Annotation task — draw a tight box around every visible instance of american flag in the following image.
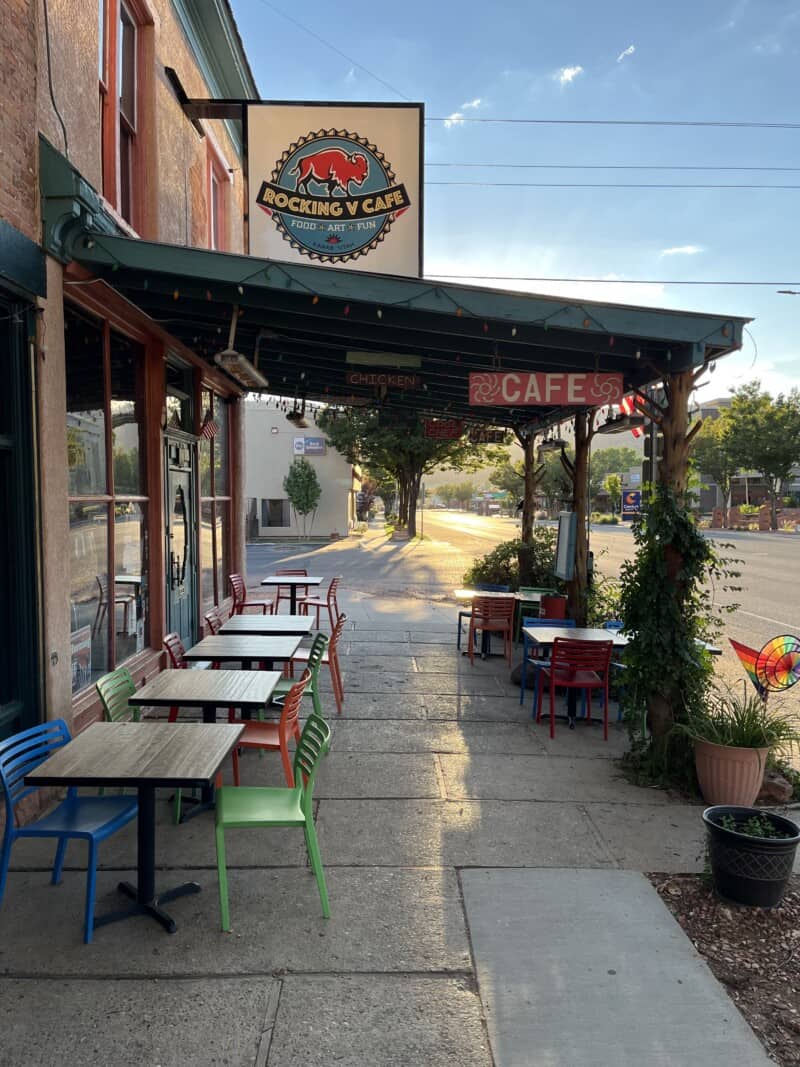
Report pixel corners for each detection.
[200,410,220,440]
[620,395,644,438]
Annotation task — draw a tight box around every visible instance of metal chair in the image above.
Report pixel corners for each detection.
[92,575,135,637]
[456,584,511,651]
[274,569,309,613]
[0,719,138,943]
[298,576,341,631]
[468,596,516,666]
[519,618,576,706]
[535,637,614,740]
[229,573,274,616]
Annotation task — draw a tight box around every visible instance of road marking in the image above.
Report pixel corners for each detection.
[735,609,799,630]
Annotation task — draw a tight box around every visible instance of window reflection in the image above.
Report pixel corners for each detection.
[65,306,106,495]
[110,330,144,494]
[69,501,110,691]
[213,399,228,494]
[200,500,214,604]
[114,502,147,663]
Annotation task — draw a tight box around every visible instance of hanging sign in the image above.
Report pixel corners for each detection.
[469,372,624,407]
[424,418,464,440]
[468,427,506,444]
[345,371,420,389]
[247,103,423,276]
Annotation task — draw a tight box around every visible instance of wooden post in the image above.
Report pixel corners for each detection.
[565,411,593,625]
[658,369,699,497]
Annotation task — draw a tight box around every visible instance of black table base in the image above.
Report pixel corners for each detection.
[94,879,201,934]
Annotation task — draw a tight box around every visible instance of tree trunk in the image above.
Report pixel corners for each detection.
[566,412,591,626]
[769,483,779,531]
[521,433,536,542]
[658,370,693,498]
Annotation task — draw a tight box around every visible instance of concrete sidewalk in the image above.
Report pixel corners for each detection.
[0,588,771,1066]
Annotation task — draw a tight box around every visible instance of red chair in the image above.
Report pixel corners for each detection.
[162,632,188,723]
[229,573,274,616]
[229,671,310,787]
[203,606,225,634]
[290,613,346,715]
[535,637,613,740]
[274,568,309,613]
[467,596,516,666]
[298,576,341,631]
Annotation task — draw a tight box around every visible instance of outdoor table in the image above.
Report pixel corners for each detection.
[181,635,302,671]
[523,626,626,726]
[220,614,313,637]
[25,721,243,935]
[129,669,280,819]
[260,574,323,614]
[455,589,525,657]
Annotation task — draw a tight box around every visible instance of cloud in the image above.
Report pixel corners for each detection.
[555,65,583,86]
[443,112,465,128]
[345,67,356,84]
[660,245,704,257]
[461,98,482,110]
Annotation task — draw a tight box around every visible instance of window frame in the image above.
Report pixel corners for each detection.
[199,390,232,607]
[206,142,231,251]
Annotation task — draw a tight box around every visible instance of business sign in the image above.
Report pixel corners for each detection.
[469,372,624,407]
[294,436,326,456]
[468,427,506,444]
[248,103,423,276]
[424,418,464,440]
[345,371,420,389]
[622,490,642,516]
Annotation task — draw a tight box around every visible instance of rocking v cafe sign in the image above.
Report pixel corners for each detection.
[247,103,424,277]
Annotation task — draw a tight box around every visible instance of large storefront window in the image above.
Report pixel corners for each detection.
[199,389,231,606]
[66,305,148,693]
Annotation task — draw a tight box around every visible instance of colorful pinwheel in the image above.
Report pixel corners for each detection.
[755,635,800,693]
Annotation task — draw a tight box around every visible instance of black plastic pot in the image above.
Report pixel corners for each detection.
[703,805,800,908]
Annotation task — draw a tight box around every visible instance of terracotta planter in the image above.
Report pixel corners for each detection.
[694,740,770,806]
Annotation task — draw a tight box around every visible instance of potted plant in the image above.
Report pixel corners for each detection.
[703,806,800,907]
[675,686,800,806]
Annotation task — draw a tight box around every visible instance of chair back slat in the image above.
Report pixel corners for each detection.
[280,670,311,735]
[0,720,71,811]
[293,713,331,814]
[305,632,329,673]
[204,606,225,634]
[603,620,624,632]
[229,573,246,608]
[551,637,613,674]
[327,576,341,606]
[276,569,309,597]
[328,612,347,652]
[473,595,515,620]
[163,632,187,669]
[96,667,137,723]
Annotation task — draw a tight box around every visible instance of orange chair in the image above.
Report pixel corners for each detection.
[274,568,309,613]
[290,613,346,715]
[467,596,515,666]
[229,671,311,787]
[535,637,613,740]
[229,573,273,616]
[298,576,341,631]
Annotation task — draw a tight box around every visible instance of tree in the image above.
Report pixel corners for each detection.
[316,408,504,537]
[283,457,321,537]
[538,448,573,515]
[489,459,524,497]
[727,381,800,530]
[691,414,739,527]
[436,482,458,507]
[453,481,475,510]
[589,445,640,502]
[603,473,622,513]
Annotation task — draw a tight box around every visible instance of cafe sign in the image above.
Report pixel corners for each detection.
[469,372,624,407]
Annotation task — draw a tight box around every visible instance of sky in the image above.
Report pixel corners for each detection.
[230,0,800,400]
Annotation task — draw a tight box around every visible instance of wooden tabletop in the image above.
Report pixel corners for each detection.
[114,574,142,585]
[523,626,627,648]
[260,575,323,586]
[25,722,244,789]
[220,614,314,636]
[182,636,302,662]
[129,669,281,709]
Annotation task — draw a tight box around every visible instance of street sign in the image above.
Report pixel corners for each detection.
[622,490,642,517]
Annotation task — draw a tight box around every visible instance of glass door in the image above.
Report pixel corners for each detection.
[164,438,196,647]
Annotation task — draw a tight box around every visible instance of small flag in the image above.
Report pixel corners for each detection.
[730,639,767,699]
[620,395,644,437]
[200,410,220,440]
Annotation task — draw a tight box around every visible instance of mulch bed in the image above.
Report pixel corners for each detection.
[651,874,800,1065]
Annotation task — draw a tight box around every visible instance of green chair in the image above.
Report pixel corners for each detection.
[96,667,140,723]
[271,632,328,719]
[515,587,558,642]
[214,713,331,931]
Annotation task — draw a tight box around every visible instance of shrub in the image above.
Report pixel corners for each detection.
[586,573,622,627]
[739,503,760,516]
[462,530,559,591]
[591,512,619,525]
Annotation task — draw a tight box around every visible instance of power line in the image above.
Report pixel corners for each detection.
[426,181,800,189]
[426,162,800,172]
[427,116,800,129]
[427,275,800,287]
[251,0,410,101]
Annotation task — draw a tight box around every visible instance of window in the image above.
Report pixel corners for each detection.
[199,390,231,605]
[261,499,290,528]
[99,0,148,227]
[207,148,229,251]
[66,305,148,693]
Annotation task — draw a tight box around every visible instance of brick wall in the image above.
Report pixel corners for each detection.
[0,0,39,241]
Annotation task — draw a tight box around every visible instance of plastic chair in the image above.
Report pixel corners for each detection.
[274,569,309,613]
[289,614,346,714]
[603,620,625,632]
[298,576,341,631]
[0,719,138,944]
[468,596,516,666]
[214,713,331,931]
[535,637,613,740]
[229,671,310,788]
[519,618,576,706]
[514,586,558,642]
[456,584,511,651]
[271,632,328,719]
[229,573,274,616]
[96,667,139,723]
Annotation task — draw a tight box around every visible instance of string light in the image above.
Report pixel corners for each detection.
[312,295,319,305]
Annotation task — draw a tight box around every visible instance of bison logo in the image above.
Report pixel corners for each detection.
[255,129,411,264]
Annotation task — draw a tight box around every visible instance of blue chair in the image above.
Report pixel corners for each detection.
[0,719,138,944]
[603,620,624,632]
[457,584,511,652]
[519,618,576,707]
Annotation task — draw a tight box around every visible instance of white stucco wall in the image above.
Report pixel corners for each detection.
[244,400,357,539]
